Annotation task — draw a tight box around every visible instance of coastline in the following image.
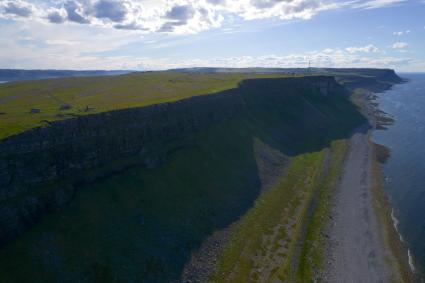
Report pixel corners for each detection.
[180,80,415,282]
[368,90,418,282]
[356,89,415,281]
[181,83,411,282]
[370,138,415,282]
[323,87,415,282]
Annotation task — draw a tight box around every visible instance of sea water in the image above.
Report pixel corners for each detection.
[372,73,425,276]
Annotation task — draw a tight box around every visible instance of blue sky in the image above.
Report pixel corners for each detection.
[0,0,424,71]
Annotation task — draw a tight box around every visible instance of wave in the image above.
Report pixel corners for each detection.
[391,209,416,273]
[408,249,416,273]
[391,209,404,242]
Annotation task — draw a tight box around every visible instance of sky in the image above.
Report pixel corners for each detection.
[0,0,424,72]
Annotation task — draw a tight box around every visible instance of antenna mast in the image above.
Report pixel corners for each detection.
[308,59,312,74]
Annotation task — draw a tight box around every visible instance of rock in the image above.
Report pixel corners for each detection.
[59,104,72,111]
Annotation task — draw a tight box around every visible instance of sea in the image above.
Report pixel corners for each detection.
[372,73,425,277]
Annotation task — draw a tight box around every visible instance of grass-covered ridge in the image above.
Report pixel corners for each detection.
[0,72,294,140]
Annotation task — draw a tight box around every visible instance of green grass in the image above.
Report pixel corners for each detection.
[295,140,348,282]
[0,72,293,140]
[210,140,349,282]
[210,149,327,282]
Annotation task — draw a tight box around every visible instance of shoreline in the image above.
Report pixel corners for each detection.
[370,139,415,282]
[178,84,415,282]
[368,88,419,282]
[359,89,415,281]
[180,86,412,282]
[323,87,415,282]
[390,207,417,274]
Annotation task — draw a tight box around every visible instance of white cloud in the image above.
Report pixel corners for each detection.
[0,30,416,71]
[393,29,411,36]
[353,0,406,9]
[0,0,411,35]
[135,49,415,71]
[1,0,34,17]
[0,1,420,72]
[0,20,143,70]
[346,44,379,53]
[45,39,78,46]
[392,42,408,49]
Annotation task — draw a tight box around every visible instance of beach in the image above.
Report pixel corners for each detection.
[324,91,413,282]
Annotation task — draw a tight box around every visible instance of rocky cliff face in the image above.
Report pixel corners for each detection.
[334,69,404,93]
[0,76,338,247]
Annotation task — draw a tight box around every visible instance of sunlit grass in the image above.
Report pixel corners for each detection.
[0,72,294,140]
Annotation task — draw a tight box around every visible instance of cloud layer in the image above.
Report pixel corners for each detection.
[392,42,408,49]
[0,0,408,34]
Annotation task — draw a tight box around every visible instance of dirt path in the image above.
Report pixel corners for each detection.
[325,123,396,282]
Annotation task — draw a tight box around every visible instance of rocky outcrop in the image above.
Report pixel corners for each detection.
[0,76,339,247]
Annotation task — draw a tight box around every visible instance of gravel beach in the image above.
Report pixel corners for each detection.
[324,93,406,282]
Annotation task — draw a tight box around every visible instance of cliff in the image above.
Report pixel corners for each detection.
[330,69,404,92]
[174,67,403,93]
[0,76,349,247]
[0,75,370,282]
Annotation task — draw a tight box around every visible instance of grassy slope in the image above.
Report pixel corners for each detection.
[295,140,347,282]
[0,72,292,140]
[211,140,348,282]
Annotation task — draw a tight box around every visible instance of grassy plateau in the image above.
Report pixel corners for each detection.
[0,72,294,140]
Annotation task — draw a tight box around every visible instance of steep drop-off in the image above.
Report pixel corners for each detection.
[0,76,365,282]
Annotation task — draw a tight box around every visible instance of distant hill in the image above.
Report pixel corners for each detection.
[0,69,132,83]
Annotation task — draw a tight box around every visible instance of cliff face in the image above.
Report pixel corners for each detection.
[0,89,242,198]
[334,69,404,92]
[0,76,345,247]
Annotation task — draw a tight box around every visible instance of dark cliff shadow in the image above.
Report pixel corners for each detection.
[0,77,367,282]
